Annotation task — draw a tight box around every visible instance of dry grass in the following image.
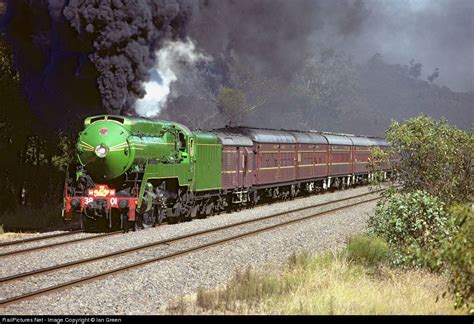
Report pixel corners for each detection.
[0,224,36,241]
[256,257,458,315]
[0,232,26,241]
[166,237,465,315]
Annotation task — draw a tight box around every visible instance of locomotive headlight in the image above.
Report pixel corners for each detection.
[94,144,109,158]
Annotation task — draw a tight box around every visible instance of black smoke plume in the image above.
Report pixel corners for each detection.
[0,0,195,126]
[63,0,195,115]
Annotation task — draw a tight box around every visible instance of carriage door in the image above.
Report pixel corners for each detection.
[237,147,244,188]
[244,147,254,187]
[242,148,249,188]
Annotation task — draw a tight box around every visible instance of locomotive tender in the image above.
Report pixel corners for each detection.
[63,115,392,230]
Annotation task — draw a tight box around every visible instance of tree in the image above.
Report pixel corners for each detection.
[0,34,31,212]
[294,49,358,129]
[217,87,249,126]
[427,68,440,83]
[385,115,473,205]
[0,34,74,226]
[408,59,423,79]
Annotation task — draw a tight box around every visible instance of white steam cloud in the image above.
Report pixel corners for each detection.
[135,38,210,118]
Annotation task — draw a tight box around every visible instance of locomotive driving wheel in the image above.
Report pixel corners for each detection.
[135,207,159,229]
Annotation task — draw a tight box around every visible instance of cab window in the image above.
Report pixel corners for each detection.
[178,132,186,151]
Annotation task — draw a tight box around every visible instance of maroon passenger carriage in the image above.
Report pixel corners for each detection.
[211,126,393,205]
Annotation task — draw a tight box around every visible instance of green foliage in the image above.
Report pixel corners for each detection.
[368,146,391,187]
[51,132,75,171]
[346,235,390,267]
[370,116,473,310]
[369,190,452,268]
[385,115,473,204]
[438,204,473,310]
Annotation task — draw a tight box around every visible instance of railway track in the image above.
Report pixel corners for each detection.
[0,188,385,307]
[0,230,123,257]
[0,186,383,257]
[0,230,84,248]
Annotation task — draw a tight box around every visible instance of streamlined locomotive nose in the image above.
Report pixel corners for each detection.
[77,121,132,180]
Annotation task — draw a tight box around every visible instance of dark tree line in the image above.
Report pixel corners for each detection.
[0,35,74,221]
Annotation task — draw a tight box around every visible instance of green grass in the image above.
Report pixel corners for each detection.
[345,234,390,267]
[166,235,465,315]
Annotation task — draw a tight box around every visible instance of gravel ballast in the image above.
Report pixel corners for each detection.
[1,186,380,315]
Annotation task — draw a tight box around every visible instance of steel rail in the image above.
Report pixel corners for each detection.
[0,191,382,307]
[0,231,122,257]
[0,230,84,248]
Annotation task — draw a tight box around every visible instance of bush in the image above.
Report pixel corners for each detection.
[370,117,473,311]
[346,235,390,267]
[438,204,473,310]
[385,116,473,205]
[367,146,392,187]
[369,190,452,268]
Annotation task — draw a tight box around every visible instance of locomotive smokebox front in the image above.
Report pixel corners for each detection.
[77,120,133,181]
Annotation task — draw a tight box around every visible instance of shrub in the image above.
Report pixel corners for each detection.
[367,146,392,187]
[369,190,452,268]
[346,235,390,267]
[385,116,473,205]
[438,204,473,310]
